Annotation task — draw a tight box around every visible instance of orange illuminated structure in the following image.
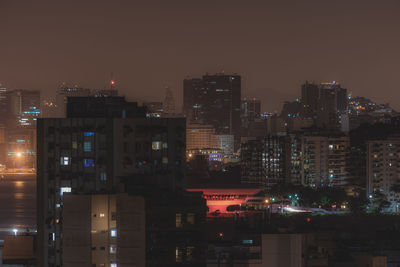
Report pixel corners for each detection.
[187,188,260,214]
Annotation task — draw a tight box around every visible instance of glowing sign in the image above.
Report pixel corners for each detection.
[208,153,221,162]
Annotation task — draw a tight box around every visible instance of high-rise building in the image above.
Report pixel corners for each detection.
[55,85,118,118]
[37,96,189,266]
[55,86,91,118]
[183,73,241,149]
[366,137,400,212]
[317,82,348,129]
[241,134,301,187]
[301,133,349,187]
[143,102,163,118]
[319,81,347,113]
[183,78,203,121]
[0,84,7,123]
[186,124,218,150]
[301,81,319,111]
[241,98,261,122]
[163,86,176,115]
[6,89,41,127]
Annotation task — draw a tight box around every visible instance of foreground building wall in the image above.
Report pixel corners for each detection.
[62,194,145,267]
[37,116,186,266]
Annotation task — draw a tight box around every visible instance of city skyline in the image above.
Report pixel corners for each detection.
[1,0,400,112]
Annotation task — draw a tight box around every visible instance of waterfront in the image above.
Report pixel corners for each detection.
[0,174,36,239]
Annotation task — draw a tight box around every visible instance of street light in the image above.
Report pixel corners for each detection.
[16,152,22,157]
[12,228,18,236]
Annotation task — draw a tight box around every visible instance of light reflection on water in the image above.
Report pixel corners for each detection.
[0,174,36,238]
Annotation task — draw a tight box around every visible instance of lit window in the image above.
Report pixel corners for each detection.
[110,229,117,237]
[72,141,78,149]
[60,157,70,166]
[110,264,117,267]
[152,141,162,151]
[84,159,95,167]
[175,247,182,262]
[162,143,168,149]
[60,187,71,196]
[84,132,95,137]
[329,145,334,150]
[110,245,117,254]
[99,213,105,218]
[162,157,168,164]
[100,172,107,181]
[84,141,92,152]
[176,213,182,228]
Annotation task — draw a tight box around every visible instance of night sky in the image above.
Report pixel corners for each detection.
[1,0,399,112]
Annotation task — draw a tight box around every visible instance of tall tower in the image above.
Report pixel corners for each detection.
[163,86,176,115]
[0,83,7,124]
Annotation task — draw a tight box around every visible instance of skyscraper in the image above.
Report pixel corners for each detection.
[241,98,261,123]
[301,81,319,111]
[163,86,176,115]
[183,78,203,121]
[317,81,348,129]
[183,73,241,149]
[0,84,7,124]
[6,89,41,127]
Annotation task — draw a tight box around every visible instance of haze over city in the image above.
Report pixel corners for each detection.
[1,0,400,112]
[1,1,400,266]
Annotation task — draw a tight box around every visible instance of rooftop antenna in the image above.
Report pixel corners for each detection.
[110,72,116,90]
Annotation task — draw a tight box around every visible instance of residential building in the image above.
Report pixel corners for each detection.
[62,194,145,267]
[241,134,301,187]
[301,133,349,187]
[366,137,400,212]
[37,96,187,266]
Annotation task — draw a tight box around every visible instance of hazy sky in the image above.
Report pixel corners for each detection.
[1,0,399,112]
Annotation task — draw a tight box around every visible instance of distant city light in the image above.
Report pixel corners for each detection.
[12,228,18,236]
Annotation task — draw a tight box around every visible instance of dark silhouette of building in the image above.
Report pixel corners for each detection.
[6,89,41,128]
[0,84,7,124]
[37,96,206,266]
[183,73,241,149]
[55,85,118,118]
[317,82,348,129]
[66,96,146,118]
[301,81,319,111]
[241,98,261,122]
